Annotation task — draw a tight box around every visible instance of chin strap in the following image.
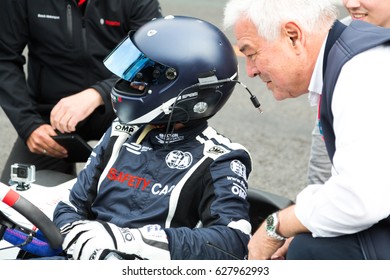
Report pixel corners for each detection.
[136,124,157,144]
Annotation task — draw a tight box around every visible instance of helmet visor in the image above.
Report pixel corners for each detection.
[103,36,153,82]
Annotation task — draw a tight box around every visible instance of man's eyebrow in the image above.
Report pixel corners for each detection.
[239,44,249,53]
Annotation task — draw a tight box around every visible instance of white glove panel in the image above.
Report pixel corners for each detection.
[61,220,170,260]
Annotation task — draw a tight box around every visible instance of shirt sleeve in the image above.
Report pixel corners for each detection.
[295,46,390,237]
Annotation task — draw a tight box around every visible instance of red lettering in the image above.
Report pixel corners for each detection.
[127,176,137,188]
[106,168,151,191]
[116,172,122,182]
[142,179,151,191]
[105,20,121,27]
[107,168,118,180]
[122,173,131,183]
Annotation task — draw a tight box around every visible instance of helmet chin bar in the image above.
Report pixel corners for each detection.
[124,76,262,127]
[192,77,263,114]
[124,96,177,125]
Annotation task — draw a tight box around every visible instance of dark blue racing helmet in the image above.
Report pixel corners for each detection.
[103,15,238,125]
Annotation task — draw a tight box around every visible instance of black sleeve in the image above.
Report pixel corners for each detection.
[127,0,163,30]
[90,75,119,114]
[89,0,162,114]
[0,0,45,142]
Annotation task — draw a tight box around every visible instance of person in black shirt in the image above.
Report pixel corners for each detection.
[0,0,162,183]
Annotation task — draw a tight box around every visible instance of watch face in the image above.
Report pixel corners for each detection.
[266,214,275,231]
[266,213,286,241]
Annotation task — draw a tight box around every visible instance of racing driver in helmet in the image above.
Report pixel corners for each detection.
[53,15,253,260]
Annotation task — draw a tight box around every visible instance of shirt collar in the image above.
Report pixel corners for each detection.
[307,34,328,107]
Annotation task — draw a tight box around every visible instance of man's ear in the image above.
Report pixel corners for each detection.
[282,22,303,52]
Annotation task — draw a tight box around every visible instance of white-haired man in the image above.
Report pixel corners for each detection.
[224,0,390,260]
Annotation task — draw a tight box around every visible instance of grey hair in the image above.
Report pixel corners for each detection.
[223,0,338,41]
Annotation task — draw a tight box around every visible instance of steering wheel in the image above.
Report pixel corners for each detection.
[0,184,63,257]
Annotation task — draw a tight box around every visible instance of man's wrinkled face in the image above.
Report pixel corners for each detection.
[234,19,310,101]
[343,0,390,28]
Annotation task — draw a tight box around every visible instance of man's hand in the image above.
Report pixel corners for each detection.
[248,206,308,260]
[61,221,171,260]
[270,237,293,260]
[248,221,286,260]
[26,124,67,158]
[50,88,103,133]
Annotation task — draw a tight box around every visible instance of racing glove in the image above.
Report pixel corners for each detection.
[61,220,171,260]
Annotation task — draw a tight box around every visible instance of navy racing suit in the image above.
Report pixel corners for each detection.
[54,120,252,259]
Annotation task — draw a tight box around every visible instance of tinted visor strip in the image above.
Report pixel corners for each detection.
[103,37,150,81]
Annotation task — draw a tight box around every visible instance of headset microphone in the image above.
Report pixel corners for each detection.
[193,77,263,113]
[163,76,262,147]
[236,80,263,114]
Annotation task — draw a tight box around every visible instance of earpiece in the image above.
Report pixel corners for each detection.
[192,78,263,113]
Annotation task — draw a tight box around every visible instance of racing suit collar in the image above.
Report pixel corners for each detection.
[147,120,208,147]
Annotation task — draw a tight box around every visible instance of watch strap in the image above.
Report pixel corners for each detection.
[265,212,287,241]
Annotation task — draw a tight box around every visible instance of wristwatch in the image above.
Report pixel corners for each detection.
[265,212,287,241]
